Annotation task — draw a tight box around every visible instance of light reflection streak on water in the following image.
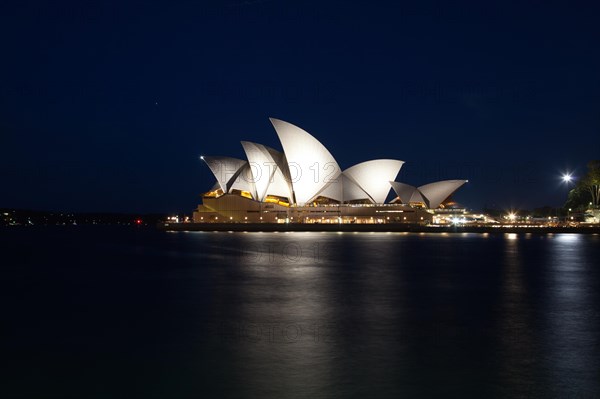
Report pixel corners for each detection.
[229,233,336,396]
[497,232,539,396]
[544,234,597,396]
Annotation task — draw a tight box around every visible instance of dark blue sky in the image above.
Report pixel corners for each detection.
[1,1,599,213]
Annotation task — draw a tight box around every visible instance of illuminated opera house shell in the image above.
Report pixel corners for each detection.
[201,118,467,209]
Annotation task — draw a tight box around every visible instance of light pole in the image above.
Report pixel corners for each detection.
[561,173,573,225]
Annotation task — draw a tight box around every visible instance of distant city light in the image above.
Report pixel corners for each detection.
[508,213,516,221]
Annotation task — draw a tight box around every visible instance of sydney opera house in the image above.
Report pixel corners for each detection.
[193,118,467,224]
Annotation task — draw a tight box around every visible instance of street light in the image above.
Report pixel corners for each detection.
[561,173,574,224]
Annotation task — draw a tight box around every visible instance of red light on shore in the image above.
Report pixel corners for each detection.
[136,219,142,225]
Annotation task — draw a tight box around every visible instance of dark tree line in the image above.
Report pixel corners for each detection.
[565,160,600,210]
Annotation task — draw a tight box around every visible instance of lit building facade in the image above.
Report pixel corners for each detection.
[193,118,467,224]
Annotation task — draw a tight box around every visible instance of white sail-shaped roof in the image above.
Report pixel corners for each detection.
[201,118,468,208]
[202,156,247,193]
[309,178,343,203]
[390,180,467,208]
[240,141,270,199]
[343,160,404,204]
[270,118,341,205]
[410,189,427,204]
[240,141,293,202]
[310,173,376,203]
[228,162,257,198]
[342,174,371,202]
[390,182,418,204]
[417,180,467,208]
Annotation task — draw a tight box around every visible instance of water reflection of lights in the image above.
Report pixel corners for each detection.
[544,232,594,395]
[554,234,581,243]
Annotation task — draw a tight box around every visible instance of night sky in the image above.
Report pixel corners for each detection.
[2,1,599,213]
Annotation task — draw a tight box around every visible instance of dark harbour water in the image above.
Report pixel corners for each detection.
[1,227,600,398]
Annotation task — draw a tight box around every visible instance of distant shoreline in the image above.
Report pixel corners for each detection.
[157,222,600,234]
